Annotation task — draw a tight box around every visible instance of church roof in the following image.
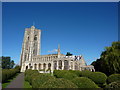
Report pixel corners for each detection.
[33,53,65,57]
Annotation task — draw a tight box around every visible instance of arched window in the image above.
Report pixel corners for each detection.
[34,35,37,40]
[43,63,46,70]
[24,55,26,61]
[75,62,78,70]
[28,37,29,40]
[48,63,51,70]
[26,66,28,70]
[39,63,41,70]
[64,60,69,70]
[54,61,57,70]
[29,63,31,69]
[58,60,62,69]
[34,64,37,70]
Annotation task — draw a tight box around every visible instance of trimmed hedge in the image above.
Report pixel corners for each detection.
[53,70,69,78]
[62,72,78,80]
[24,69,39,85]
[80,71,107,86]
[71,77,99,88]
[41,78,78,88]
[53,70,107,86]
[106,81,120,88]
[25,69,55,88]
[25,69,108,88]
[2,69,20,83]
[107,74,120,84]
[25,69,38,76]
[53,70,78,80]
[69,70,82,77]
[32,73,55,88]
[80,70,93,77]
[88,72,107,85]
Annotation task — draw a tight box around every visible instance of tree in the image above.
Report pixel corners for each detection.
[10,60,15,69]
[2,56,15,69]
[66,52,73,56]
[14,65,21,71]
[91,41,120,75]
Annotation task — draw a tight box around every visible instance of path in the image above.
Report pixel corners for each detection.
[6,73,24,88]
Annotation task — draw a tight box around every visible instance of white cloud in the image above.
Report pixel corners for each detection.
[48,49,58,53]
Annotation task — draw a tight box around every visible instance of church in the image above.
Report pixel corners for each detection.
[20,25,95,72]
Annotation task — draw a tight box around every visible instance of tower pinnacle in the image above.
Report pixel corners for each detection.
[31,22,35,29]
[58,44,61,58]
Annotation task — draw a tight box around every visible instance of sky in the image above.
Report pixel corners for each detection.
[2,2,118,65]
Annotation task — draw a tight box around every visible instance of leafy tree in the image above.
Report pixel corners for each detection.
[14,65,21,71]
[66,52,73,56]
[2,56,15,69]
[10,60,15,69]
[91,41,120,75]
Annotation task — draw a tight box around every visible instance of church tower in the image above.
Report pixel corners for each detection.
[20,25,41,72]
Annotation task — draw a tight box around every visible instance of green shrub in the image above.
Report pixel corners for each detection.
[25,69,38,83]
[88,72,107,85]
[28,72,40,85]
[69,70,82,77]
[14,65,21,73]
[2,70,7,83]
[32,73,55,88]
[25,69,38,76]
[106,81,120,88]
[80,71,107,86]
[2,69,19,83]
[53,70,69,78]
[62,72,78,80]
[80,70,93,77]
[71,77,99,88]
[41,78,78,88]
[107,74,120,84]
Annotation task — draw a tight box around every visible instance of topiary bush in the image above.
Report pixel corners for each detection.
[71,77,99,88]
[2,70,8,83]
[62,72,78,80]
[25,69,39,84]
[32,73,55,88]
[2,69,20,83]
[106,81,120,89]
[41,78,78,88]
[53,70,69,78]
[69,70,82,77]
[107,74,120,84]
[80,71,107,87]
[25,69,38,76]
[80,70,93,77]
[88,72,107,86]
[28,72,40,85]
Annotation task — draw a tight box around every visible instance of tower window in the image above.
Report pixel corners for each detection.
[34,35,37,40]
[33,49,35,54]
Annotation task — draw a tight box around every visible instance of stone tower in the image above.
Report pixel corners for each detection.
[20,25,41,72]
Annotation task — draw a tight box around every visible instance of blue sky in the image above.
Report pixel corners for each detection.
[2,2,118,65]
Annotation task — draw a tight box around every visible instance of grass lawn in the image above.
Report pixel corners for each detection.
[24,81,32,88]
[2,73,19,88]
